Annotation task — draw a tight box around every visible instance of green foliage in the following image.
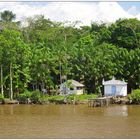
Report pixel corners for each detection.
[128,89,140,102]
[0,10,16,22]
[65,94,97,101]
[109,18,140,50]
[48,95,65,102]
[0,13,140,98]
[66,94,76,101]
[39,94,97,103]
[30,90,41,103]
[76,94,97,100]
[0,94,4,102]
[17,90,31,103]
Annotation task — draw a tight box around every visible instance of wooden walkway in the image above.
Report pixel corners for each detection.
[88,96,113,107]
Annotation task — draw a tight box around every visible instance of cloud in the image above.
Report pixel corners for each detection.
[0,2,136,26]
[127,6,139,16]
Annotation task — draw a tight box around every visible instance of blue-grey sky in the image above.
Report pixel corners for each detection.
[0,1,140,26]
[119,2,140,15]
[119,2,140,9]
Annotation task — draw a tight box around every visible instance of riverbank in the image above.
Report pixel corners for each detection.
[1,88,140,106]
[0,92,98,105]
[0,95,136,106]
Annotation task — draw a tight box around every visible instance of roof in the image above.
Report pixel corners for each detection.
[61,80,84,87]
[103,77,127,85]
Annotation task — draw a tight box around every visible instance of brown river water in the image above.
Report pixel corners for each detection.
[0,104,140,138]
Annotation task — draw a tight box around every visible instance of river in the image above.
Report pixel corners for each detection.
[0,104,140,138]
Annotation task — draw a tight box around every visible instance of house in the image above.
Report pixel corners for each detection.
[102,77,127,96]
[60,80,84,95]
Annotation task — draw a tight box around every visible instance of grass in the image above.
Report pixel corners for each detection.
[47,95,65,102]
[33,93,98,103]
[66,94,97,101]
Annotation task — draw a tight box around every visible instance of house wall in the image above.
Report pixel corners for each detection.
[104,85,127,96]
[76,89,83,95]
[68,87,77,95]
[60,84,83,95]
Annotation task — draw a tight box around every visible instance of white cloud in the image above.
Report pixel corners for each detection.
[127,6,139,16]
[0,2,136,26]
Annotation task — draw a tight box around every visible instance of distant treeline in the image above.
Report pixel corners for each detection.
[0,10,140,99]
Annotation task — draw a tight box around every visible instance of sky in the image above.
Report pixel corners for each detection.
[0,1,140,26]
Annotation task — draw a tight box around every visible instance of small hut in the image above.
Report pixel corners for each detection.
[60,80,84,95]
[102,77,127,97]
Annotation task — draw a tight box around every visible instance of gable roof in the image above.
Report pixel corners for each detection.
[103,77,127,85]
[61,80,84,87]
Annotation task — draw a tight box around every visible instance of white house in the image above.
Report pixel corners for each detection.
[60,80,84,95]
[102,77,127,97]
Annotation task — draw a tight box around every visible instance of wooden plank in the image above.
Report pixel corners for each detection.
[88,97,112,107]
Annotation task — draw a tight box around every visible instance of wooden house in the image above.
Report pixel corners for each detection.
[60,80,84,95]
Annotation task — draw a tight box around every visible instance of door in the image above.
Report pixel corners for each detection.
[63,87,67,94]
[112,85,116,95]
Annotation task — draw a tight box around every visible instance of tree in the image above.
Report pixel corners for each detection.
[0,10,16,22]
[109,18,140,50]
[0,13,140,96]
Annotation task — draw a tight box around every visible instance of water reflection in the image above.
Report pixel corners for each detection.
[0,104,139,138]
[104,105,128,117]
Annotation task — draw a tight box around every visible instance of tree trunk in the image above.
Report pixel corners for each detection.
[32,84,35,90]
[41,81,45,94]
[59,61,62,84]
[35,81,37,90]
[0,65,4,96]
[10,63,13,100]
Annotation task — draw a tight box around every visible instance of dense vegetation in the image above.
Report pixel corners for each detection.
[0,10,140,100]
[128,89,140,104]
[17,90,97,104]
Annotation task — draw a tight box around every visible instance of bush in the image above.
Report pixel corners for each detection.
[48,95,65,102]
[18,90,31,103]
[76,94,97,101]
[128,89,140,103]
[30,90,41,103]
[66,93,97,101]
[66,94,76,101]
[39,95,50,103]
[0,94,4,103]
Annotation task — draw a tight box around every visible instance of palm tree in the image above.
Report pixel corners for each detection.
[0,10,16,22]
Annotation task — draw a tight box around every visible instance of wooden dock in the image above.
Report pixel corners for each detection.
[88,96,113,107]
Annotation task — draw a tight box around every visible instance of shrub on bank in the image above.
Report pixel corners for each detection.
[17,91,98,104]
[66,94,75,101]
[66,94,97,101]
[0,94,4,103]
[44,94,98,104]
[17,90,31,103]
[76,94,97,100]
[48,95,65,103]
[30,90,41,103]
[38,93,97,104]
[18,90,42,104]
[128,89,140,103]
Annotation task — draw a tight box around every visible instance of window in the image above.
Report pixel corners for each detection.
[70,87,74,90]
[77,87,82,90]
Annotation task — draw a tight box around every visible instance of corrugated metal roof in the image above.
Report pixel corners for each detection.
[62,80,84,87]
[103,77,127,85]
